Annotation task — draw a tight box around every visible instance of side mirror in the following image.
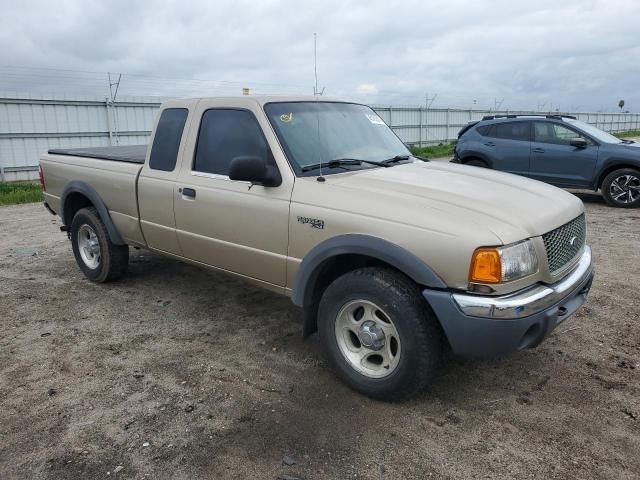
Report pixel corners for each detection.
[570,138,588,148]
[228,156,282,187]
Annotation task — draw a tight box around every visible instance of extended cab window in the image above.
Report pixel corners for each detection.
[149,108,188,171]
[534,122,584,145]
[194,109,271,176]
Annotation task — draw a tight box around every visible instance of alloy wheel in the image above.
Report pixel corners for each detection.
[334,300,402,378]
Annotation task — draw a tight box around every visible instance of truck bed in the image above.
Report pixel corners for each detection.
[48,145,147,164]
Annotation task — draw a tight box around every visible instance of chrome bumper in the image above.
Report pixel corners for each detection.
[452,246,593,319]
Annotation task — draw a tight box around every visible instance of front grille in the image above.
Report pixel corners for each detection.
[542,214,586,274]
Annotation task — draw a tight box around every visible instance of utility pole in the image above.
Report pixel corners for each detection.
[424,93,437,145]
[425,92,437,109]
[108,72,122,103]
[107,72,122,144]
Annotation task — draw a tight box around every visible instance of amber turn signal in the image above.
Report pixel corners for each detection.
[469,248,502,283]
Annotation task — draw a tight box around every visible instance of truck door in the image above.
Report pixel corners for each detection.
[138,101,197,255]
[529,121,599,187]
[173,99,293,288]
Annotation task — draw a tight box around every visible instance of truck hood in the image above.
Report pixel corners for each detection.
[327,161,584,243]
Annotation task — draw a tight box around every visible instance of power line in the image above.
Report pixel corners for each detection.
[0,64,622,112]
[0,65,309,89]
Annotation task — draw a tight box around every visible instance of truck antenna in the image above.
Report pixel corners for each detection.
[314,33,325,182]
[314,33,318,97]
[315,110,325,182]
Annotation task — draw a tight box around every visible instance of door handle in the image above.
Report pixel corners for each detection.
[533,147,545,153]
[484,142,495,147]
[179,187,196,198]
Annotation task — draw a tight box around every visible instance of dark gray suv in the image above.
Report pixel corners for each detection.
[453,115,640,207]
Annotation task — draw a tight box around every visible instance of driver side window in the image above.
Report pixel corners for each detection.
[193,109,273,176]
[533,122,587,145]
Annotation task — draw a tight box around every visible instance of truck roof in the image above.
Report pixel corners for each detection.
[160,95,345,109]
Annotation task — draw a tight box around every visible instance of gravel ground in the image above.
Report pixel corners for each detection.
[0,198,638,480]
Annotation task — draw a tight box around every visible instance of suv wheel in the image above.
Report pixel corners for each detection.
[464,158,488,168]
[602,168,640,208]
[317,267,443,400]
[70,207,129,282]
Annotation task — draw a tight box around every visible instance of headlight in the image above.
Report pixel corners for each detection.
[469,240,538,284]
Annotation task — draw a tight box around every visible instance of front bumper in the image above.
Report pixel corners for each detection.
[423,247,594,358]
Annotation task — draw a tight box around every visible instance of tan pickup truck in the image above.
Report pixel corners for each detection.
[39,96,594,400]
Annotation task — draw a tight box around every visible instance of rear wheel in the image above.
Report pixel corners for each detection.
[70,207,129,282]
[318,267,443,400]
[464,158,488,168]
[602,168,640,208]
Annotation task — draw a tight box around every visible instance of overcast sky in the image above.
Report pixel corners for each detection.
[0,0,638,111]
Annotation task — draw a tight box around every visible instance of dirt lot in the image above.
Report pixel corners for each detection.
[0,197,638,480]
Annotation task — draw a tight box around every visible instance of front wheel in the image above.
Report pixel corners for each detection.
[602,168,640,208]
[318,267,443,401]
[70,207,129,282]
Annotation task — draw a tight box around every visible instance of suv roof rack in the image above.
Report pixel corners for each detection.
[481,114,577,121]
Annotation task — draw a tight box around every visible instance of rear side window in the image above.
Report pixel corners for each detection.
[478,122,530,141]
[476,125,491,136]
[494,122,530,141]
[193,109,271,176]
[149,108,188,172]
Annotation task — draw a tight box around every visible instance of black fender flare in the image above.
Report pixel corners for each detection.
[291,234,446,308]
[60,180,126,245]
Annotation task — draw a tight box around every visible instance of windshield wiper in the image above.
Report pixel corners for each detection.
[382,154,430,163]
[381,154,411,164]
[301,158,389,172]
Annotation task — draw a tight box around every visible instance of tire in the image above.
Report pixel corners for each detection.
[601,168,640,208]
[318,267,443,401]
[70,207,129,282]
[464,158,488,168]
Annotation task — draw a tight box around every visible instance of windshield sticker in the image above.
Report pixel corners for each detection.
[365,113,385,125]
[280,112,293,123]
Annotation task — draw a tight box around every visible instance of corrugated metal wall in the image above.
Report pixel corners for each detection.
[373,107,640,146]
[0,93,161,181]
[2,93,640,181]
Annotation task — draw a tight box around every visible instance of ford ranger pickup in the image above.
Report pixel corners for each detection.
[39,96,594,400]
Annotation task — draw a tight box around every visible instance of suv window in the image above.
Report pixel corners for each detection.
[494,122,530,141]
[149,108,188,172]
[533,122,583,145]
[194,109,271,176]
[479,122,530,141]
[476,125,491,136]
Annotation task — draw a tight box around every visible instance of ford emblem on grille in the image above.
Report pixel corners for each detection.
[569,236,577,246]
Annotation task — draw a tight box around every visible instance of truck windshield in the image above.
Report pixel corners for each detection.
[264,102,411,175]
